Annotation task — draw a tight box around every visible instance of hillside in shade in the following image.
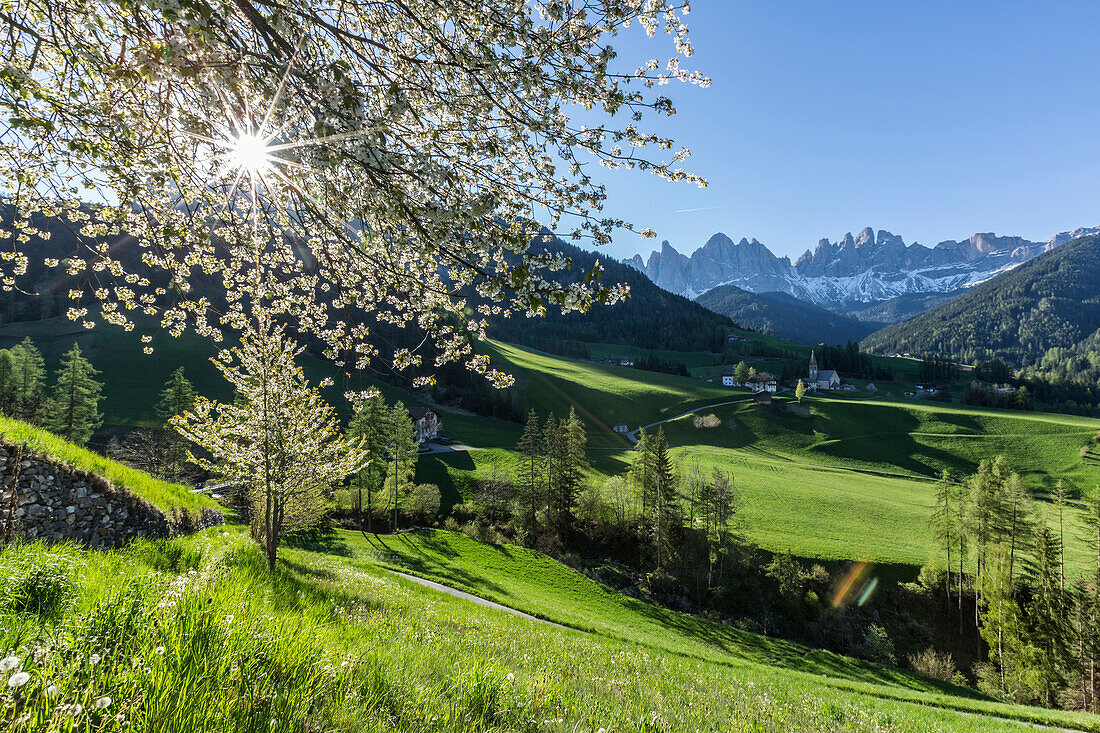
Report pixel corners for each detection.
[862,235,1100,366]
[696,284,875,346]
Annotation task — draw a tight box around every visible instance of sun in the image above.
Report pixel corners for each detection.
[227,131,274,175]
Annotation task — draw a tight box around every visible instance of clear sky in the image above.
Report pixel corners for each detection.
[585,1,1100,262]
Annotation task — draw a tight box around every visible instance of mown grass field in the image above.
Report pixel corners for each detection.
[0,416,218,515]
[4,528,1100,732]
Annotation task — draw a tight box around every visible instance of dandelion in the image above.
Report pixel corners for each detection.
[114,713,126,723]
[95,696,112,709]
[154,646,166,656]
[506,672,515,681]
[224,614,235,624]
[89,653,101,666]
[0,656,19,671]
[46,684,59,697]
[7,671,30,688]
[72,704,83,715]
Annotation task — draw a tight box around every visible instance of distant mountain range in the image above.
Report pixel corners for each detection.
[626,225,1100,312]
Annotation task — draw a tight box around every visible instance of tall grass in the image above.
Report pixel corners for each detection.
[0,416,218,514]
[3,530,1098,732]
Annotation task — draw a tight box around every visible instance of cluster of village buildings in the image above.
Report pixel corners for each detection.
[719,351,853,395]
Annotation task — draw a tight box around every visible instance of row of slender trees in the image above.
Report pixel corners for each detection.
[0,337,103,444]
[461,409,743,579]
[933,459,1100,708]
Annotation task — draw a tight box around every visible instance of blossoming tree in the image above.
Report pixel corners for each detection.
[0,0,706,386]
[172,321,369,568]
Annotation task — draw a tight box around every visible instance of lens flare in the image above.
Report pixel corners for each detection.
[830,561,878,609]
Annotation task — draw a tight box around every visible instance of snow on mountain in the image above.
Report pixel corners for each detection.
[626,226,1100,311]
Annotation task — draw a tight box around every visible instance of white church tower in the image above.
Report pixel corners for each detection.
[808,350,818,382]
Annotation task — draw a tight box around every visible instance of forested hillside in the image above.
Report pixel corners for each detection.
[863,235,1100,366]
[696,284,875,345]
[486,237,739,354]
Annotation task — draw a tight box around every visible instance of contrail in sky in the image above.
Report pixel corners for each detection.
[674,205,727,214]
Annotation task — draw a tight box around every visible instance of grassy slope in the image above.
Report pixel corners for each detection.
[343,528,1100,731]
[6,529,1098,732]
[0,416,218,514]
[662,394,1100,491]
[482,340,731,446]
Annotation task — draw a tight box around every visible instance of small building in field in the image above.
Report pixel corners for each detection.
[603,356,634,367]
[747,372,778,393]
[720,372,738,387]
[612,424,630,434]
[407,408,441,444]
[753,391,773,405]
[866,383,878,393]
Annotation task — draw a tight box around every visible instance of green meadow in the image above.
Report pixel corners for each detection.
[4,527,1100,732]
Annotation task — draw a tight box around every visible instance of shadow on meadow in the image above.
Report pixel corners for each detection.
[346,530,513,601]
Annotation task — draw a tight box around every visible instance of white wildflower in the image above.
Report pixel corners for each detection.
[0,656,19,671]
[7,671,30,688]
[95,696,111,709]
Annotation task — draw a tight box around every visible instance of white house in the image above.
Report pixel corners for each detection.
[720,373,738,387]
[747,373,778,393]
[407,408,441,444]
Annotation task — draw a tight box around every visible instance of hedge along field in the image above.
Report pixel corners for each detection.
[4,528,1099,733]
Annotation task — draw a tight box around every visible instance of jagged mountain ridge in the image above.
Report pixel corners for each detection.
[627,225,1100,310]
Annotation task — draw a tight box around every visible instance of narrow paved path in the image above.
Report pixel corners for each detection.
[625,397,754,444]
[388,569,570,630]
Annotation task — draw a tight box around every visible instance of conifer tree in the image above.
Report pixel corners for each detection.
[0,349,14,415]
[1002,472,1034,586]
[932,470,958,609]
[1025,524,1069,707]
[651,427,679,569]
[1054,480,1068,591]
[553,407,589,534]
[542,413,562,529]
[10,337,46,423]
[514,409,543,540]
[384,402,419,531]
[795,379,806,404]
[632,428,656,514]
[978,547,1026,700]
[157,367,196,421]
[348,394,391,531]
[45,343,103,444]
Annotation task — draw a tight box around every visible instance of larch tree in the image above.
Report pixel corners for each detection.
[795,379,806,404]
[0,349,14,414]
[45,343,103,444]
[172,321,368,569]
[554,406,589,534]
[347,394,392,531]
[932,469,956,609]
[514,409,544,540]
[384,402,419,531]
[10,338,46,424]
[0,1,707,387]
[650,426,678,569]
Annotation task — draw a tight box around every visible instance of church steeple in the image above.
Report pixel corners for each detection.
[809,350,818,381]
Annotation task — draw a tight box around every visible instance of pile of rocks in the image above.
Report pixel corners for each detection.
[0,443,222,548]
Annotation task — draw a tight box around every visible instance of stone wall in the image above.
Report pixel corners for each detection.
[0,443,222,548]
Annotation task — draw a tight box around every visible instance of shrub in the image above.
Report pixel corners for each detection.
[918,561,945,592]
[0,542,80,619]
[907,647,957,681]
[861,624,896,665]
[692,413,721,429]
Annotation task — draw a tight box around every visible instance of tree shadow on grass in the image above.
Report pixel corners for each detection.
[356,531,512,600]
[283,525,353,557]
[274,556,386,615]
[619,594,989,700]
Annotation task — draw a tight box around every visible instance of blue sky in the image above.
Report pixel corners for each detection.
[584,1,1100,262]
